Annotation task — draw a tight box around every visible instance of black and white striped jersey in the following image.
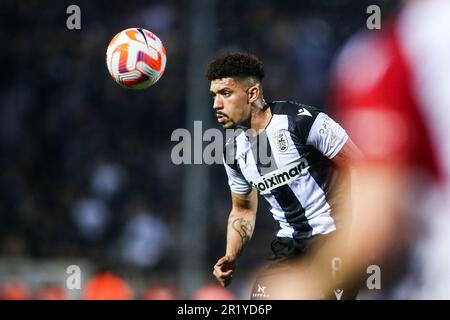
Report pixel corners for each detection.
[223,101,349,239]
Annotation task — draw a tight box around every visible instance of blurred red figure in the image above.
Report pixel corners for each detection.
[35,285,67,300]
[192,284,236,300]
[329,0,450,298]
[84,272,133,300]
[0,283,31,300]
[142,285,179,300]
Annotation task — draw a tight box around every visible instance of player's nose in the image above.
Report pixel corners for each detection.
[213,96,223,110]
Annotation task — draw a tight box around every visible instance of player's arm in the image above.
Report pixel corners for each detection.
[304,111,363,215]
[329,136,363,213]
[295,113,366,297]
[330,137,362,167]
[226,189,257,258]
[213,189,257,287]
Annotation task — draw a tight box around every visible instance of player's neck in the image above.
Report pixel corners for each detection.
[249,100,272,134]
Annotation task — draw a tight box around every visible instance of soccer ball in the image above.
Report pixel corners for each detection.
[106,28,167,89]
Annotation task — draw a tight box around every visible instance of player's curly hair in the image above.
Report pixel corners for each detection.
[206,52,265,82]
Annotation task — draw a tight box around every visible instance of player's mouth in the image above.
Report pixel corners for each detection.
[216,113,228,124]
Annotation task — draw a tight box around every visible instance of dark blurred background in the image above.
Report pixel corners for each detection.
[0,0,400,299]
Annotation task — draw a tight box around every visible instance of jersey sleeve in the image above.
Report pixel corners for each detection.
[287,103,349,159]
[305,113,349,159]
[223,159,253,195]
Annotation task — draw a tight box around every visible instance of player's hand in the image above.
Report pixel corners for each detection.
[213,255,236,287]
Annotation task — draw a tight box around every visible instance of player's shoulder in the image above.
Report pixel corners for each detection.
[269,101,328,143]
[269,100,322,119]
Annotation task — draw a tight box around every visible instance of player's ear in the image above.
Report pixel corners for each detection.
[247,85,260,104]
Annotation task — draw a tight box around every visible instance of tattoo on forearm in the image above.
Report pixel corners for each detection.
[230,217,253,249]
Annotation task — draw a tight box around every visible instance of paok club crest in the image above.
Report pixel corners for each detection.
[273,130,289,152]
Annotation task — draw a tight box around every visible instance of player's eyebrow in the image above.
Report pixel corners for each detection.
[211,88,232,95]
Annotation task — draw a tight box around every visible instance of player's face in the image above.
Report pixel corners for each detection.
[210,78,252,129]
